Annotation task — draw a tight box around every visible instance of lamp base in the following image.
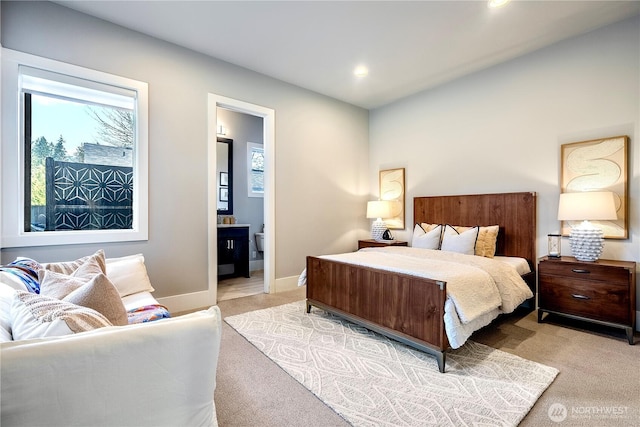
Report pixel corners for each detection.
[569,221,604,262]
[370,218,386,241]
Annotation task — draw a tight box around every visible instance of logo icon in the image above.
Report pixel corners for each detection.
[548,403,567,423]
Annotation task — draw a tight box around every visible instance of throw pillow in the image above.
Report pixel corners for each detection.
[11,291,112,340]
[39,253,107,299]
[0,257,42,293]
[43,249,106,276]
[39,269,87,300]
[0,271,30,292]
[440,224,479,255]
[63,273,128,326]
[451,225,499,258]
[411,223,442,249]
[105,254,155,297]
[0,283,16,342]
[476,225,499,258]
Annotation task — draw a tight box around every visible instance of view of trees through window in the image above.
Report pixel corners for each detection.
[249,145,264,194]
[28,93,134,231]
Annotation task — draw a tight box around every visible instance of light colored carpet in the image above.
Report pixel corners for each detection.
[225,300,559,427]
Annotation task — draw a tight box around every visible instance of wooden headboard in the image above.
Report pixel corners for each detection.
[413,192,537,269]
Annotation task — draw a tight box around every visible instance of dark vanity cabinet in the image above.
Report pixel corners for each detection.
[218,226,250,279]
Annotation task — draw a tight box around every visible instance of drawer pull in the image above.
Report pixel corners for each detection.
[571,294,590,300]
[571,269,591,274]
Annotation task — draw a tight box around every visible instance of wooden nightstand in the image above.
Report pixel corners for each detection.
[358,239,408,250]
[538,256,636,344]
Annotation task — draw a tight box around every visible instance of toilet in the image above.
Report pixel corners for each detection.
[255,232,265,252]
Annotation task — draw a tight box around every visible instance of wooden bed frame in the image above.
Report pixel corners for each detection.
[306,192,537,373]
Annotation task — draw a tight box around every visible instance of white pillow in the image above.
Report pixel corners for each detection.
[411,224,442,249]
[440,225,479,255]
[0,283,16,342]
[0,271,29,292]
[106,254,155,297]
[11,291,112,340]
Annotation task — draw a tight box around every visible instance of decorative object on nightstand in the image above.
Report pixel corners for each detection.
[366,200,393,241]
[538,256,636,344]
[557,191,617,262]
[547,234,561,258]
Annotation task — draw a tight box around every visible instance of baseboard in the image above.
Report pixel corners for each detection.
[250,260,264,272]
[272,275,301,293]
[157,290,214,314]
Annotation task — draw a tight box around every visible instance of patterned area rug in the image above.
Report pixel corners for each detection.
[225,301,558,427]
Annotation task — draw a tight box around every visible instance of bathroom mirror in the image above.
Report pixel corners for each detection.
[217,137,233,215]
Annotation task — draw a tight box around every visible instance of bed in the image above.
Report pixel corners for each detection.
[305,192,536,373]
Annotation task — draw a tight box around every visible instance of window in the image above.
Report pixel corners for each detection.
[1,49,148,247]
[247,142,264,197]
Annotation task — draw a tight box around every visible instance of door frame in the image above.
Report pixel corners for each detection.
[207,94,275,303]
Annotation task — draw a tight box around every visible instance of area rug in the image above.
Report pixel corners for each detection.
[225,301,558,427]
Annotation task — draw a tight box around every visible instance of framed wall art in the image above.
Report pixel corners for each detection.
[379,167,405,230]
[561,135,628,239]
[219,187,229,202]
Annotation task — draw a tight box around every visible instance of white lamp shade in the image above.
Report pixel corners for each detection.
[557,191,617,221]
[366,200,394,219]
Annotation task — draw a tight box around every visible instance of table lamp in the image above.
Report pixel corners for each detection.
[366,200,393,240]
[557,191,617,262]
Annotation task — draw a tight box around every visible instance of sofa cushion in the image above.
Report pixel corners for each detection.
[11,291,112,340]
[106,254,155,297]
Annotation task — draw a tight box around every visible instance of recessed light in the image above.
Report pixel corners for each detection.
[488,0,510,8]
[354,66,369,78]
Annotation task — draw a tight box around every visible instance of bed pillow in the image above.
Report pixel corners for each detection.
[476,225,499,258]
[411,223,442,249]
[105,254,155,298]
[440,225,479,255]
[11,291,112,340]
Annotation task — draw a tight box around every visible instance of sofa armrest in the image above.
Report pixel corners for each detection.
[1,306,222,427]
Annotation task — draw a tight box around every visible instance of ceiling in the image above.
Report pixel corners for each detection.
[55,1,640,110]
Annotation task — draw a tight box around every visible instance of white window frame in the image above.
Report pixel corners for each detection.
[247,142,264,198]
[1,48,149,247]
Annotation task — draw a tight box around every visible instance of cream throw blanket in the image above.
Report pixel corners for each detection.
[316,247,532,325]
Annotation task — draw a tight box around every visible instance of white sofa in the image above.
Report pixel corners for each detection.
[0,251,222,427]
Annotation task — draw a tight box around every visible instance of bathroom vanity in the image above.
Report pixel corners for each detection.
[218,225,250,279]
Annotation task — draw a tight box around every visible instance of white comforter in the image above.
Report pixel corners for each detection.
[302,247,533,348]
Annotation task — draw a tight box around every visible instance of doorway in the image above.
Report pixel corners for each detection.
[207,94,275,304]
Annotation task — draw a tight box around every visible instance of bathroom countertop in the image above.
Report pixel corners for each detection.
[217,223,251,228]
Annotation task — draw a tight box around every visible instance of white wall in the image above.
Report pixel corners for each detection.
[369,17,639,306]
[0,1,369,301]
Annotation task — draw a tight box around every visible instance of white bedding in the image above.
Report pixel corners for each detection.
[301,246,533,349]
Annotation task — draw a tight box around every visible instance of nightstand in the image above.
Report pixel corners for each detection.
[538,256,636,344]
[358,239,408,250]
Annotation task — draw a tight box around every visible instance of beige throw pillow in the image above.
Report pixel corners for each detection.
[63,273,128,326]
[39,252,107,299]
[43,249,106,276]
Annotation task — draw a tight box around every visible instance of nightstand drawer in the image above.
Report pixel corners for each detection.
[539,276,631,324]
[540,261,630,285]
